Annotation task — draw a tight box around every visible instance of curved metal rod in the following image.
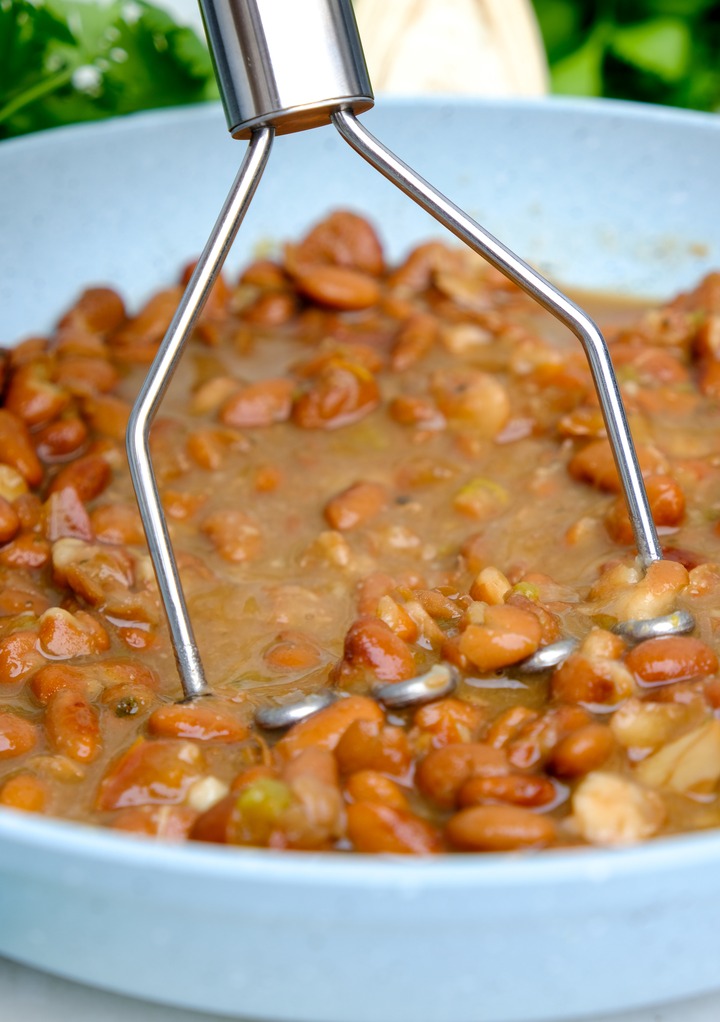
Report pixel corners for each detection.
[333,109,662,570]
[126,126,275,700]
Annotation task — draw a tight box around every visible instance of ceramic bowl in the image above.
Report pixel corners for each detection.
[0,97,719,1022]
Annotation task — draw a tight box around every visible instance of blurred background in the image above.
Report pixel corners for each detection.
[2,0,719,140]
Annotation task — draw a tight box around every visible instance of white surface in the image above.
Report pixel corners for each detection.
[2,955,720,1022]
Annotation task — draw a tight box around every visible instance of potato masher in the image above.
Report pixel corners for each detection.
[126,0,691,716]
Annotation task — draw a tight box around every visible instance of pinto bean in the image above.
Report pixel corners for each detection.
[324,481,388,531]
[49,454,111,502]
[0,631,44,685]
[345,770,409,811]
[605,475,685,545]
[292,264,380,311]
[5,363,69,428]
[416,742,508,809]
[59,287,126,334]
[292,361,380,430]
[334,719,412,778]
[289,211,385,276]
[411,698,486,749]
[568,440,666,493]
[96,738,205,810]
[0,712,38,760]
[458,604,542,673]
[274,695,383,760]
[34,416,88,462]
[45,690,101,763]
[220,378,295,428]
[625,636,719,686]
[0,773,48,812]
[431,369,510,437]
[458,774,558,809]
[336,616,416,684]
[147,702,249,742]
[37,608,110,659]
[0,410,43,486]
[549,724,615,778]
[347,802,442,854]
[447,804,556,851]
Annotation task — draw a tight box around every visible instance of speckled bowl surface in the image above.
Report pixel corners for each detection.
[0,97,719,1022]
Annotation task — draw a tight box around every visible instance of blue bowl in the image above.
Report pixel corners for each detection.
[0,98,719,1022]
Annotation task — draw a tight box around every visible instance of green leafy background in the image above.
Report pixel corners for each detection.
[0,0,217,139]
[530,0,720,111]
[1,0,718,141]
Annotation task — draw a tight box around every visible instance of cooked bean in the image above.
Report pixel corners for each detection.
[324,481,388,531]
[447,804,556,851]
[147,702,249,742]
[96,738,205,810]
[549,724,615,778]
[347,802,442,854]
[0,409,43,486]
[292,361,380,430]
[275,695,383,760]
[412,698,485,749]
[605,475,685,545]
[0,712,38,760]
[45,690,101,763]
[49,453,111,502]
[625,636,719,686]
[458,774,557,809]
[37,608,110,659]
[220,378,295,428]
[0,773,48,812]
[335,719,411,778]
[0,631,44,686]
[336,616,416,684]
[345,770,409,811]
[416,743,508,809]
[292,264,380,311]
[458,604,542,672]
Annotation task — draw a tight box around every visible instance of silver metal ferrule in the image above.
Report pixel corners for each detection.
[198,0,374,138]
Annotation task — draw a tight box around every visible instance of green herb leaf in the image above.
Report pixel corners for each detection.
[609,17,691,83]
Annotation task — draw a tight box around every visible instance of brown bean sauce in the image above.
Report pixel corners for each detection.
[2,210,720,853]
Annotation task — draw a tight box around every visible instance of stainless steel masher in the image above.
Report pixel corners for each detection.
[126,0,692,719]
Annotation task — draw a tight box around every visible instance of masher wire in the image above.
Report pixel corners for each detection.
[126,0,673,704]
[332,109,662,570]
[126,126,274,700]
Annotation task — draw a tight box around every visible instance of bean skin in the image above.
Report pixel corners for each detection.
[291,265,380,311]
[0,773,48,812]
[324,481,388,531]
[220,378,294,428]
[334,719,412,779]
[345,770,409,811]
[447,804,556,851]
[0,409,43,486]
[49,454,111,502]
[412,698,486,749]
[0,712,38,760]
[625,636,719,686]
[347,802,442,854]
[549,724,615,778]
[274,695,383,760]
[458,774,558,809]
[147,702,249,743]
[458,604,542,673]
[292,361,380,431]
[45,691,101,763]
[337,616,416,684]
[416,743,508,809]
